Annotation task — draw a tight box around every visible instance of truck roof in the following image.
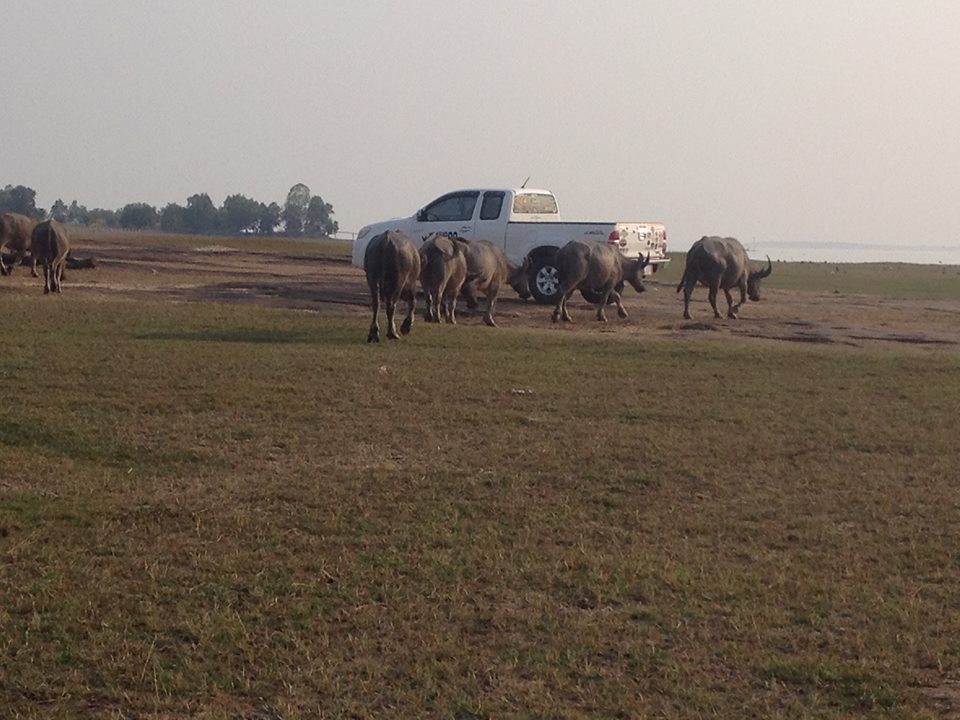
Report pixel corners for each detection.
[441,188,554,196]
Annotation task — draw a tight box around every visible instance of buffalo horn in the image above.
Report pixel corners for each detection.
[753,255,773,279]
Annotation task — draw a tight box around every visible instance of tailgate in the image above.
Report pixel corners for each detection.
[617,223,669,274]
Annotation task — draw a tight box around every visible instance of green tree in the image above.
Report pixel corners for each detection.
[50,199,69,222]
[305,195,339,237]
[258,202,281,235]
[0,184,40,217]
[119,203,159,230]
[282,183,311,236]
[160,203,187,233]
[86,208,118,227]
[183,193,218,234]
[220,194,261,234]
[67,200,89,225]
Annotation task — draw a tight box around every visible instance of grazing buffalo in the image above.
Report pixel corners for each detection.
[363,229,420,343]
[31,220,71,294]
[551,240,648,323]
[419,233,468,324]
[676,236,772,319]
[459,239,530,327]
[0,212,39,277]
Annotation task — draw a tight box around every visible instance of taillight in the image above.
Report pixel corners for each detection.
[607,230,620,244]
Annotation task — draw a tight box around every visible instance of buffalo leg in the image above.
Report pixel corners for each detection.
[708,280,722,319]
[423,290,435,322]
[612,290,628,320]
[563,288,576,322]
[552,285,574,323]
[483,282,499,327]
[596,290,610,322]
[435,279,448,323]
[447,287,459,324]
[551,290,564,323]
[733,281,748,317]
[442,278,458,324]
[681,279,697,319]
[724,289,738,319]
[56,259,66,293]
[367,283,382,343]
[386,296,401,340]
[558,287,576,322]
[400,287,415,335]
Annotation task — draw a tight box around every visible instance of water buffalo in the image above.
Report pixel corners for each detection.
[363,229,420,343]
[551,240,648,323]
[31,220,70,294]
[0,212,39,277]
[459,239,531,327]
[676,236,772,319]
[419,233,468,324]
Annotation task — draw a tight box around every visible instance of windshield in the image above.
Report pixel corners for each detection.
[512,193,558,215]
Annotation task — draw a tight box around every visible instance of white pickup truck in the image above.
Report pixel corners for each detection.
[351,187,669,304]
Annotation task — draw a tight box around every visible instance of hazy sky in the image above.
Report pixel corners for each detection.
[5,1,959,251]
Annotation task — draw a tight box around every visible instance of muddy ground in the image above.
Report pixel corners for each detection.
[6,235,960,351]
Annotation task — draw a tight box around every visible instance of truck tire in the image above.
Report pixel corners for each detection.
[528,255,561,305]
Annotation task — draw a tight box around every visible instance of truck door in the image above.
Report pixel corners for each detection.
[475,191,506,245]
[412,191,479,245]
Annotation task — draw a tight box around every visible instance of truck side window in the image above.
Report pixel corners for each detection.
[422,192,479,222]
[480,192,504,220]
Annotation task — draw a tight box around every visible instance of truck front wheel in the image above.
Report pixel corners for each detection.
[529,257,561,305]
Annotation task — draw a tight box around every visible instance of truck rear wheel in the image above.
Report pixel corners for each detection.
[528,256,561,305]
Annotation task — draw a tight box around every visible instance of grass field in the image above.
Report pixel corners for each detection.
[658,251,960,300]
[1,239,959,718]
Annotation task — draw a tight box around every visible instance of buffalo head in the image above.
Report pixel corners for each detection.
[624,252,649,294]
[747,255,773,301]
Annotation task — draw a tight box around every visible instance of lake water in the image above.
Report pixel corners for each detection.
[745,240,960,265]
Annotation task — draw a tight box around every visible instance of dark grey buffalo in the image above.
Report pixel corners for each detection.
[551,240,648,323]
[364,229,420,343]
[419,233,468,324]
[676,236,772,319]
[0,212,39,277]
[31,220,71,294]
[459,239,530,327]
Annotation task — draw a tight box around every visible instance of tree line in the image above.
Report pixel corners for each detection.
[0,183,339,237]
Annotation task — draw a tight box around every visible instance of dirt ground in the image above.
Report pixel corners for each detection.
[8,235,960,351]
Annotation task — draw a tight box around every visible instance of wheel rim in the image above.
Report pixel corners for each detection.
[535,266,558,296]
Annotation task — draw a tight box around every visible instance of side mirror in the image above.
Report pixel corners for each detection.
[416,209,426,222]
